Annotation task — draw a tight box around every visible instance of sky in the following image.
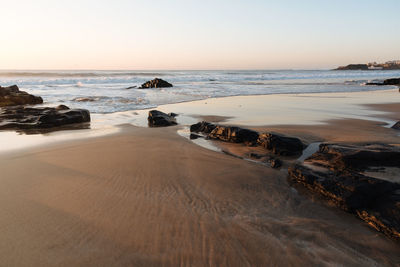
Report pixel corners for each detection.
[0,0,399,70]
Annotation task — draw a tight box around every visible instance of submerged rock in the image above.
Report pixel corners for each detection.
[139,78,173,89]
[148,110,177,127]
[288,143,400,241]
[0,105,90,130]
[257,133,304,156]
[0,85,43,107]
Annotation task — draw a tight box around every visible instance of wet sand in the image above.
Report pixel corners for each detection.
[0,91,399,266]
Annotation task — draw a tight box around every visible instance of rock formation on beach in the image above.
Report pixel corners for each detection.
[148,110,177,127]
[190,121,304,155]
[0,105,90,131]
[288,143,400,241]
[139,78,173,89]
[0,85,43,107]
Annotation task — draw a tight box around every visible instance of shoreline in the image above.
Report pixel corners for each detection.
[1,88,399,153]
[0,88,399,265]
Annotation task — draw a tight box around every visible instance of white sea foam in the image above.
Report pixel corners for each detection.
[0,69,399,113]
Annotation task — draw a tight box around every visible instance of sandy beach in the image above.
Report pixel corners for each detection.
[0,89,399,266]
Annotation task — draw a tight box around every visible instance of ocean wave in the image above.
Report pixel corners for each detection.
[0,71,166,78]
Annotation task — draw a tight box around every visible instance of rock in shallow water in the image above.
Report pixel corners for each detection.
[0,85,43,107]
[190,121,305,155]
[288,143,400,241]
[148,110,177,127]
[0,105,90,130]
[139,78,173,89]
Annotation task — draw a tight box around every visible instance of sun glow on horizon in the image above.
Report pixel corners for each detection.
[1,0,399,70]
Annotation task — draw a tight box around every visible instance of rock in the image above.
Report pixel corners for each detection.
[0,85,43,107]
[288,143,400,241]
[126,85,137,89]
[335,64,369,70]
[288,164,400,241]
[190,121,258,145]
[257,133,304,156]
[383,78,400,85]
[139,78,173,89]
[366,78,400,86]
[208,126,259,145]
[148,110,177,127]
[269,158,282,168]
[392,121,400,130]
[0,105,90,130]
[190,121,217,134]
[306,143,400,172]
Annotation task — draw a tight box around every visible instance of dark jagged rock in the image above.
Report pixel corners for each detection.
[0,105,90,131]
[366,78,400,86]
[257,133,304,156]
[148,110,177,127]
[139,78,173,89]
[392,121,400,130]
[208,126,259,145]
[383,78,400,85]
[190,121,217,134]
[0,85,43,107]
[335,64,369,70]
[307,143,400,172]
[288,164,400,241]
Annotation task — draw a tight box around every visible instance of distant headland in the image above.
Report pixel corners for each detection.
[335,60,400,70]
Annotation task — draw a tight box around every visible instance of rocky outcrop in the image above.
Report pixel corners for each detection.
[335,64,369,70]
[0,105,90,130]
[0,85,43,107]
[190,121,304,154]
[257,133,304,156]
[148,110,177,127]
[306,143,400,172]
[288,143,400,241]
[139,78,173,89]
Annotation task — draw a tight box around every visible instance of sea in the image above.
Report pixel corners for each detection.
[0,69,399,114]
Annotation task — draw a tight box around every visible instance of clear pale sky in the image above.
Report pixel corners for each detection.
[1,0,399,70]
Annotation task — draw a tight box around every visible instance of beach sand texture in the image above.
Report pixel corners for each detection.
[0,123,399,266]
